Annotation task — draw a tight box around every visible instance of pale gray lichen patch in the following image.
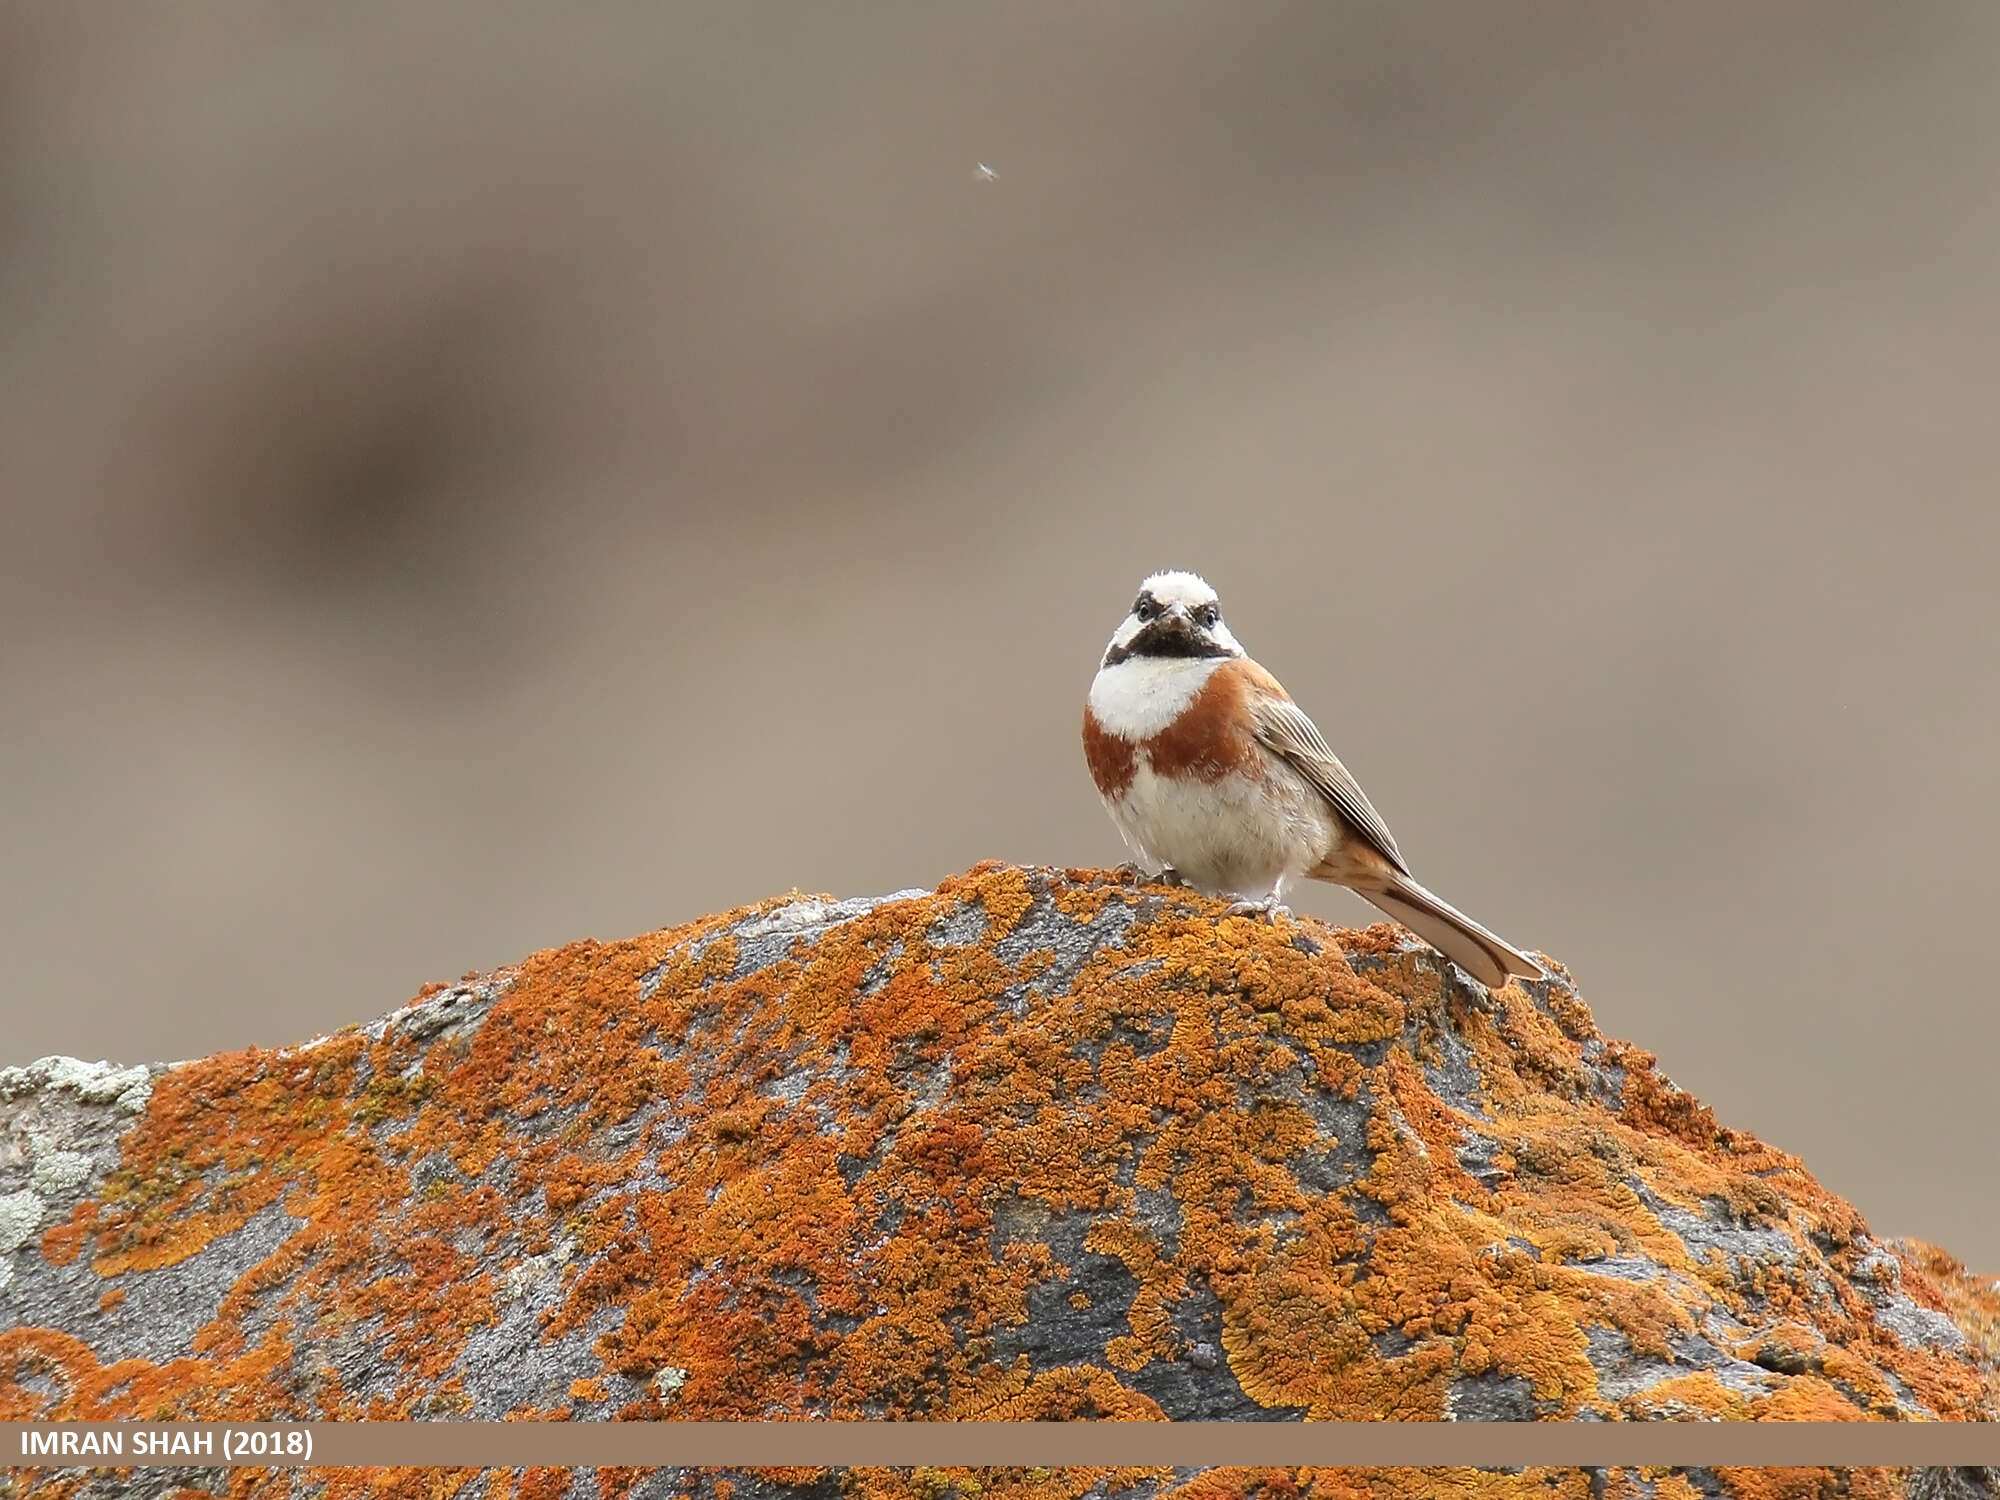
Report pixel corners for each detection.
[0,1055,155,1113]
[0,1188,44,1252]
[31,1148,93,1196]
[373,978,509,1048]
[500,1234,577,1303]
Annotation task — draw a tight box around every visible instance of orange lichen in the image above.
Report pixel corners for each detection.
[3,863,1995,1500]
[37,1204,92,1268]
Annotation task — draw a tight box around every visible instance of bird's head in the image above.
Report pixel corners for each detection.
[1101,570,1243,668]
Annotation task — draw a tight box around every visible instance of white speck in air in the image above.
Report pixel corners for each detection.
[975,162,999,182]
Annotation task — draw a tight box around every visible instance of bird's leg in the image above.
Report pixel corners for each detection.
[1156,866,1187,888]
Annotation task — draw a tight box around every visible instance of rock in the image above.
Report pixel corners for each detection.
[3,863,1997,1500]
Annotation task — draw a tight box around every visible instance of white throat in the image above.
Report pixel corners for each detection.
[1088,654,1224,741]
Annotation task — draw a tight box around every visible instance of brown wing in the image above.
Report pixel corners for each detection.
[1247,691,1411,877]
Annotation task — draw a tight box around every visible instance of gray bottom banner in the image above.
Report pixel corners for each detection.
[6,1422,2000,1469]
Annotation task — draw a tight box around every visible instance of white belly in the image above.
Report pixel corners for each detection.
[1106,754,1335,900]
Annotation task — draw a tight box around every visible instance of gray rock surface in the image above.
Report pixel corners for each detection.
[4,866,1996,1500]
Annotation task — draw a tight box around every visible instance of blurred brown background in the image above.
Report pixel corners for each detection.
[1,3,1996,1263]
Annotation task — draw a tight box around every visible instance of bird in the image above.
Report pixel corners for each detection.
[1081,569,1543,989]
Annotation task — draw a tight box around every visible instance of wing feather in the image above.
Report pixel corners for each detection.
[1250,695,1410,876]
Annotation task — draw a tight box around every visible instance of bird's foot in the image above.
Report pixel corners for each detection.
[1223,894,1290,923]
[1156,867,1188,888]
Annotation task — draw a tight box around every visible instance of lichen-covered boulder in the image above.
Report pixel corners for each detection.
[3,863,1998,1499]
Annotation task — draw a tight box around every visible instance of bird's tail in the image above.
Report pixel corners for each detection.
[1364,874,1544,990]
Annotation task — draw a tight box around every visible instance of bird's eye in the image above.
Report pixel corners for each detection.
[1196,605,1219,628]
[1133,596,1157,621]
